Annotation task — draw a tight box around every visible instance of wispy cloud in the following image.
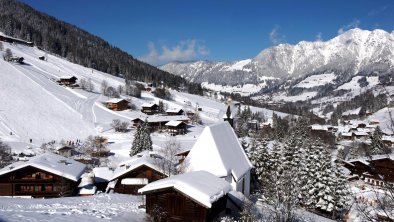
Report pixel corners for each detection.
[139,39,209,65]
[316,32,323,41]
[338,19,361,35]
[269,25,286,45]
[368,5,388,16]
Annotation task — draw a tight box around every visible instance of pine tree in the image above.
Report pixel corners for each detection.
[130,124,142,156]
[141,121,153,151]
[370,126,386,155]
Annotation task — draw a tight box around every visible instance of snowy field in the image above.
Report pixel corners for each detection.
[0,194,145,222]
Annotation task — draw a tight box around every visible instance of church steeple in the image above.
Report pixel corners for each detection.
[223,97,234,127]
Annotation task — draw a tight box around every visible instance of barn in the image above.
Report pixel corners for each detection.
[108,153,166,195]
[165,120,187,135]
[139,171,232,222]
[58,76,77,86]
[0,153,86,197]
[105,98,129,111]
[141,103,159,115]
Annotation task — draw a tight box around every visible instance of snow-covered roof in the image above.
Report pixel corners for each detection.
[353,131,369,136]
[121,178,148,185]
[0,153,86,182]
[166,108,183,113]
[105,98,128,104]
[141,103,157,108]
[79,185,97,195]
[165,120,185,127]
[341,132,353,137]
[382,136,394,143]
[139,171,231,208]
[111,155,164,180]
[311,124,330,131]
[146,115,189,123]
[93,167,114,183]
[59,76,76,80]
[342,107,361,116]
[184,122,252,181]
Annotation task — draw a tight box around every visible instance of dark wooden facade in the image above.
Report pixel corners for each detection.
[106,99,129,111]
[144,187,227,222]
[0,166,79,197]
[0,35,34,47]
[166,122,187,135]
[344,157,394,185]
[58,76,77,86]
[113,165,166,195]
[142,104,159,115]
[166,109,184,116]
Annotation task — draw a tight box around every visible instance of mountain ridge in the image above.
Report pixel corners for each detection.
[160,28,394,91]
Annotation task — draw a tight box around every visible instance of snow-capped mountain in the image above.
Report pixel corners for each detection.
[160,28,394,91]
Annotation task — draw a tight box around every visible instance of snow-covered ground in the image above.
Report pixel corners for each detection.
[0,194,146,221]
[295,73,336,88]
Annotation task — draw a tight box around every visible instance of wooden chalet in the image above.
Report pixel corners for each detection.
[343,154,394,186]
[0,34,34,47]
[139,171,232,222]
[145,115,190,132]
[57,146,78,158]
[105,98,129,111]
[183,122,253,196]
[92,167,114,192]
[0,153,86,197]
[166,108,184,116]
[108,154,166,195]
[165,120,187,135]
[141,103,159,115]
[131,117,145,127]
[58,76,77,86]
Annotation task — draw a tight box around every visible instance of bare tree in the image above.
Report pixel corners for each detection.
[0,41,3,51]
[101,80,108,95]
[0,139,13,167]
[117,85,124,95]
[87,78,94,92]
[80,78,87,90]
[156,138,181,176]
[111,119,129,132]
[3,48,12,61]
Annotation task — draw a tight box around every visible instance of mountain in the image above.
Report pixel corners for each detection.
[160,28,394,93]
[0,0,202,94]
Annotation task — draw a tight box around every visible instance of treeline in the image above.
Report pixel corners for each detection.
[0,0,203,95]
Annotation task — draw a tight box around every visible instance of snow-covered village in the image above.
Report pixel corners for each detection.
[1,0,394,221]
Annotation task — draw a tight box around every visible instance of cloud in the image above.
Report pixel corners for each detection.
[269,25,286,45]
[368,5,388,16]
[139,39,209,65]
[338,19,361,35]
[316,32,323,41]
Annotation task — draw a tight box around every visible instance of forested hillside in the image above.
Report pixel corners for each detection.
[0,0,202,94]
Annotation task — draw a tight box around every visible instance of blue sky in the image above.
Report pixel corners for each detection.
[20,0,394,65]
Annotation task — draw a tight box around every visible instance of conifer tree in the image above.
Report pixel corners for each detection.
[141,121,153,151]
[370,126,386,155]
[130,124,142,156]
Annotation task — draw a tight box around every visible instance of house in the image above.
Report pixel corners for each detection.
[141,103,159,115]
[341,132,354,140]
[343,154,394,186]
[105,98,129,111]
[108,153,166,195]
[0,34,34,47]
[92,167,114,192]
[183,122,253,196]
[58,76,77,86]
[0,153,86,197]
[353,131,369,140]
[165,120,187,135]
[145,115,190,132]
[166,108,184,116]
[56,146,78,158]
[382,136,394,147]
[247,120,259,131]
[38,56,46,60]
[139,171,232,222]
[130,117,145,127]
